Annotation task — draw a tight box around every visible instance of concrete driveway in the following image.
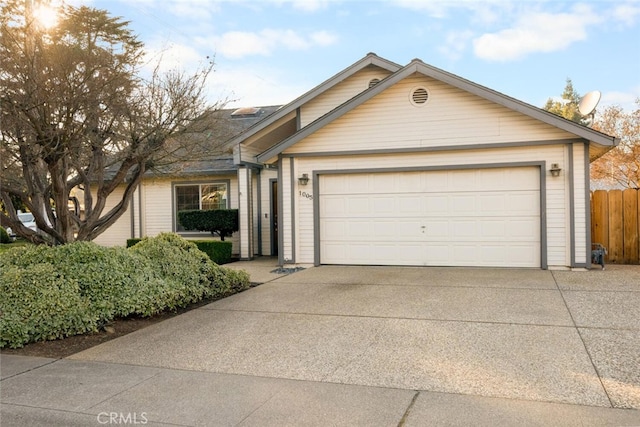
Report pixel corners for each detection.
[2,262,640,426]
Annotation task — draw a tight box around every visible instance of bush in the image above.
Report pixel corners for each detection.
[0,226,11,244]
[178,209,239,241]
[209,266,251,295]
[192,240,233,264]
[126,238,142,247]
[0,264,96,348]
[128,233,213,307]
[129,238,232,264]
[0,233,250,348]
[0,242,158,322]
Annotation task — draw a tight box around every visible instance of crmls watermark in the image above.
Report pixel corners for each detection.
[97,412,148,425]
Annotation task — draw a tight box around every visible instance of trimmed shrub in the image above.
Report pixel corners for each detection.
[128,233,216,305]
[208,266,251,295]
[0,242,158,322]
[177,209,239,241]
[0,264,96,348]
[0,226,11,244]
[126,238,142,247]
[193,240,233,264]
[0,233,250,348]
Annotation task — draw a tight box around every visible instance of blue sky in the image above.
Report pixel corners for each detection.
[71,0,640,112]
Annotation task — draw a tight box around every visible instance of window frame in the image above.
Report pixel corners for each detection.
[172,180,231,234]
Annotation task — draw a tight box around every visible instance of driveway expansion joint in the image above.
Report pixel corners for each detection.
[397,391,420,427]
[551,270,616,408]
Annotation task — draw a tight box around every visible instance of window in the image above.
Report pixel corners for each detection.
[175,183,228,231]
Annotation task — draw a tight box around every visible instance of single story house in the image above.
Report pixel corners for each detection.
[96,53,618,269]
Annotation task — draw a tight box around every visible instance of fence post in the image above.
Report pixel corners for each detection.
[607,190,624,263]
[591,190,609,260]
[623,189,639,264]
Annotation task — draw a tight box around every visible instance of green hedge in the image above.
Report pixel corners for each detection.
[177,209,239,241]
[0,226,11,244]
[127,238,233,264]
[126,238,142,247]
[193,240,232,264]
[0,233,249,348]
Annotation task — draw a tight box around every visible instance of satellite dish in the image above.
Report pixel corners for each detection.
[578,90,601,117]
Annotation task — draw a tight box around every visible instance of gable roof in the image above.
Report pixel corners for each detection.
[228,53,402,147]
[255,57,618,163]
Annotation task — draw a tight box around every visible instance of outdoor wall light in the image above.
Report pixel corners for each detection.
[298,173,310,186]
[549,163,562,177]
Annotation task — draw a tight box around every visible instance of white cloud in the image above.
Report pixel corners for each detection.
[392,0,507,20]
[204,28,338,59]
[143,38,207,72]
[248,0,333,12]
[610,2,640,27]
[438,30,474,60]
[209,65,310,108]
[473,5,601,62]
[288,0,333,12]
[165,0,220,20]
[310,30,339,46]
[600,87,640,112]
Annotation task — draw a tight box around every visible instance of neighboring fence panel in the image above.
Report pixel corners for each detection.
[591,189,640,264]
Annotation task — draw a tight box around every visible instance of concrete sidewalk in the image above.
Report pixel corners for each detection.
[2,261,640,426]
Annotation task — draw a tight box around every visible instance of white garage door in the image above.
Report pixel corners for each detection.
[319,167,541,267]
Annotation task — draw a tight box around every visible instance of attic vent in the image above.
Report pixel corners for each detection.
[368,78,381,88]
[411,87,430,105]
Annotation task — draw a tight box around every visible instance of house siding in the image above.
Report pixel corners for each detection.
[572,142,588,266]
[290,144,574,268]
[280,158,294,263]
[300,67,394,128]
[238,168,252,259]
[92,185,132,247]
[288,75,575,155]
[95,176,240,254]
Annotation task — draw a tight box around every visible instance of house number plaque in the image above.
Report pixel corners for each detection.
[299,191,313,200]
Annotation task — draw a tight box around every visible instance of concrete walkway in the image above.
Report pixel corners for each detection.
[2,260,639,426]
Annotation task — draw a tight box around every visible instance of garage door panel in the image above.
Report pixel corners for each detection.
[480,168,539,191]
[451,195,477,213]
[507,245,538,264]
[424,195,449,215]
[424,173,448,191]
[481,221,506,238]
[449,170,477,191]
[507,193,539,213]
[424,244,452,264]
[347,198,371,215]
[506,219,539,238]
[321,219,347,240]
[321,196,347,215]
[451,220,477,238]
[452,245,477,263]
[319,167,540,267]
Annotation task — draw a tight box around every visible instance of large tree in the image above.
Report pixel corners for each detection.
[0,1,223,244]
[590,100,640,189]
[543,78,586,124]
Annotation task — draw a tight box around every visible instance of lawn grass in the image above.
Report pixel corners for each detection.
[0,240,32,253]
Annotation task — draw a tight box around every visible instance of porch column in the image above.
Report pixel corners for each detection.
[238,166,254,260]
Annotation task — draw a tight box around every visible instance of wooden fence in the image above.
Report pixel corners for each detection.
[591,189,640,264]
